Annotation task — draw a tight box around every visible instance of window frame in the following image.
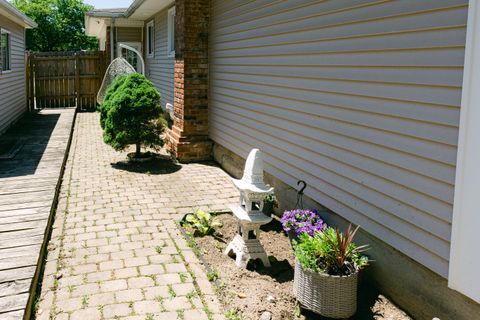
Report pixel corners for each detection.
[1,28,12,73]
[167,6,175,58]
[146,20,155,58]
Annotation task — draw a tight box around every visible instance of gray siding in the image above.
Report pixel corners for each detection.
[145,7,174,110]
[0,15,26,135]
[209,0,468,277]
[117,27,142,43]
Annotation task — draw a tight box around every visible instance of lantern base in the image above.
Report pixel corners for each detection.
[225,234,271,268]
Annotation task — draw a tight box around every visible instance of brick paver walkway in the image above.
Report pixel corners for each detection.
[36,112,237,320]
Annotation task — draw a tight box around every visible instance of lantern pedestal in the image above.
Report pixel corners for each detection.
[224,149,274,268]
[225,207,272,268]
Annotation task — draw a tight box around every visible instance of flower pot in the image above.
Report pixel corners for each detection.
[293,259,358,318]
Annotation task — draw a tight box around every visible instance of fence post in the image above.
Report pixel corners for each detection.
[26,53,34,111]
[75,52,80,109]
[30,54,35,110]
[25,53,30,111]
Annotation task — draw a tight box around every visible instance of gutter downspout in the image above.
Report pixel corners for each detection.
[110,18,115,62]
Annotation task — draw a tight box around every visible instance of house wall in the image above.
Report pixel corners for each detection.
[209,0,468,279]
[145,7,175,110]
[0,14,26,135]
[166,0,213,162]
[117,27,142,43]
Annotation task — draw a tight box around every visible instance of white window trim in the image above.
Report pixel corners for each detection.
[167,6,175,58]
[1,28,12,72]
[146,20,154,58]
[448,0,480,304]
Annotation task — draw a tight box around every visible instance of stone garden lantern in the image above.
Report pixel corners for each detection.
[225,149,274,268]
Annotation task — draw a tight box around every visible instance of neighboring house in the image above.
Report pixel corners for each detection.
[0,0,36,135]
[85,1,480,319]
[85,0,175,114]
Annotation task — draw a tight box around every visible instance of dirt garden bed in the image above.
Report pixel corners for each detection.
[182,213,412,320]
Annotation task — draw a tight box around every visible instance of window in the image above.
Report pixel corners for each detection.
[118,42,143,73]
[146,20,154,58]
[1,29,11,72]
[167,7,175,57]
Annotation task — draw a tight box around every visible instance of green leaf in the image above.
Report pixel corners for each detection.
[185,214,196,223]
[196,209,208,220]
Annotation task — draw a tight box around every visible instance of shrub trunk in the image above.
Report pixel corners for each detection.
[135,143,141,158]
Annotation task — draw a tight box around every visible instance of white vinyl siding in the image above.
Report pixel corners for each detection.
[145,7,174,111]
[209,0,468,277]
[0,15,26,135]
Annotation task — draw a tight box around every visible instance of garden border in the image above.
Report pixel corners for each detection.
[177,213,233,310]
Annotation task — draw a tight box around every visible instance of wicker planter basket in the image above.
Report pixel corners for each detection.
[293,259,358,318]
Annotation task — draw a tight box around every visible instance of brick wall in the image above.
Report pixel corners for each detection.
[166,0,213,162]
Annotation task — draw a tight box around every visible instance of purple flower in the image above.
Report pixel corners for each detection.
[281,209,325,238]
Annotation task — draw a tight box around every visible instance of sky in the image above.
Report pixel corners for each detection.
[84,0,133,9]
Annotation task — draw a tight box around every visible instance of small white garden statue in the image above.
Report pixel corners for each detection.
[225,149,274,268]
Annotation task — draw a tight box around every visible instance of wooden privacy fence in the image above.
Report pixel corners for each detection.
[26,51,107,110]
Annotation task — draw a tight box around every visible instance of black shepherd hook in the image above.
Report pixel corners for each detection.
[295,180,307,209]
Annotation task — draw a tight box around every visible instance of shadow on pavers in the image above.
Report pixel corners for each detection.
[111,155,182,175]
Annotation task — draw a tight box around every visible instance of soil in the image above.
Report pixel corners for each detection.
[187,213,412,320]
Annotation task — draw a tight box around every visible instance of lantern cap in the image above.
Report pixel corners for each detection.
[232,149,273,193]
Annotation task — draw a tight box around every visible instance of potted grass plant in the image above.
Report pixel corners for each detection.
[293,225,369,318]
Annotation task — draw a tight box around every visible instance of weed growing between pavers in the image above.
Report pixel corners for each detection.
[169,224,217,320]
[168,284,177,298]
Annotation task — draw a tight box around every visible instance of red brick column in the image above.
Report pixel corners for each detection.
[166,0,213,162]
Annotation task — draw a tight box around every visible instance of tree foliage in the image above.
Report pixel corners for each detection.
[13,0,98,51]
[99,73,166,157]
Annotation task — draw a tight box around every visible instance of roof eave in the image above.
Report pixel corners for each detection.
[0,0,37,28]
[124,0,146,18]
[85,11,126,19]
